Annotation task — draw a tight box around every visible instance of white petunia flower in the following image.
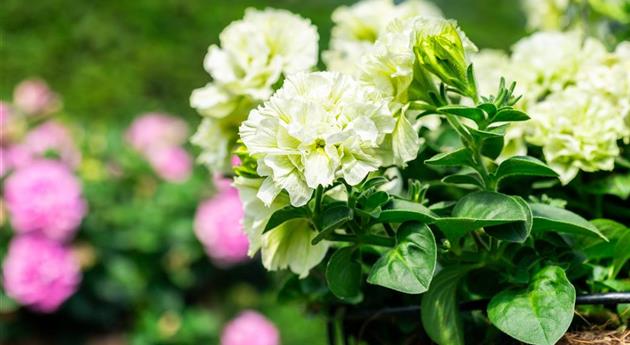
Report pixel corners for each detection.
[323,0,442,76]
[202,8,318,99]
[239,72,398,207]
[234,177,329,278]
[527,87,625,184]
[190,8,319,172]
[511,31,607,110]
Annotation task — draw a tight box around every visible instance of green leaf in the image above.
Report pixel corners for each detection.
[477,102,497,117]
[487,266,576,345]
[425,147,474,167]
[264,206,311,233]
[326,247,362,300]
[377,199,438,224]
[435,191,528,242]
[312,205,353,244]
[438,105,485,123]
[367,222,437,294]
[467,125,507,160]
[421,266,471,345]
[491,108,530,122]
[360,176,390,190]
[441,173,484,188]
[613,231,630,278]
[485,196,532,243]
[481,135,505,160]
[530,203,606,240]
[495,156,558,184]
[360,191,390,211]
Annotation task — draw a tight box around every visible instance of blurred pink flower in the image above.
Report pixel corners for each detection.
[2,235,81,313]
[4,159,87,241]
[125,113,189,154]
[23,121,81,168]
[146,146,193,183]
[13,79,60,116]
[221,311,280,345]
[194,186,249,266]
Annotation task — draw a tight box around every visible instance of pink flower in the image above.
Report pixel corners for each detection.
[13,79,60,116]
[125,113,189,154]
[194,186,249,266]
[23,121,81,168]
[4,160,87,241]
[146,146,192,183]
[2,235,81,313]
[221,311,280,345]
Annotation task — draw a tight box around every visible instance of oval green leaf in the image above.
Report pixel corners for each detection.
[488,266,576,345]
[435,191,528,241]
[495,156,558,184]
[438,105,485,123]
[326,247,362,300]
[367,222,437,294]
[530,203,606,240]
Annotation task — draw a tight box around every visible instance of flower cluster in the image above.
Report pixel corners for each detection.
[473,31,630,183]
[126,112,192,183]
[323,0,442,76]
[1,79,85,313]
[191,8,319,173]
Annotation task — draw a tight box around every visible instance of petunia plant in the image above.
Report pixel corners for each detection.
[191,6,629,345]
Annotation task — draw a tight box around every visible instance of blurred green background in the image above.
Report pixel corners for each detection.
[0,0,526,125]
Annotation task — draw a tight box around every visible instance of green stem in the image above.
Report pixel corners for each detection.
[472,144,495,191]
[472,231,490,252]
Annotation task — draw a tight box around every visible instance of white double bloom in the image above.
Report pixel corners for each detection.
[240,72,397,207]
[190,8,319,172]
